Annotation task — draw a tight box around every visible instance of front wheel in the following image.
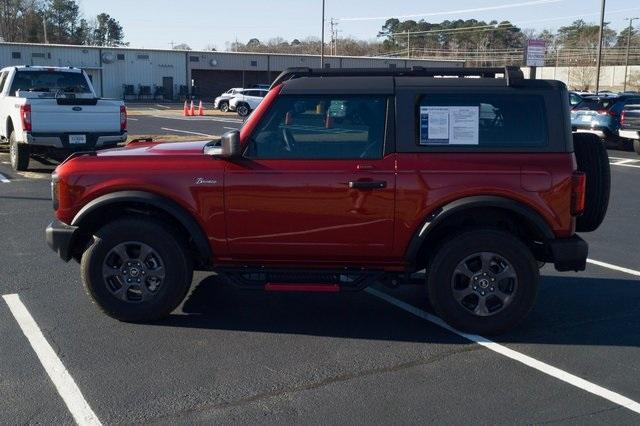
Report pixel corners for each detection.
[427,229,539,335]
[219,101,229,112]
[236,104,250,117]
[634,139,640,155]
[80,217,193,322]
[9,131,29,171]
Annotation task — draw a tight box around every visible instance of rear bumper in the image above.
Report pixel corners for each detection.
[548,235,588,272]
[46,220,79,262]
[26,132,127,149]
[619,129,640,140]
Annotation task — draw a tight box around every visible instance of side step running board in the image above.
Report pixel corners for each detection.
[264,283,340,293]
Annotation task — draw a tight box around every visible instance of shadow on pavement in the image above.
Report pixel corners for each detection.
[156,273,640,347]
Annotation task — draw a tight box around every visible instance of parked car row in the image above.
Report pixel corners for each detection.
[570,92,640,155]
[213,85,269,117]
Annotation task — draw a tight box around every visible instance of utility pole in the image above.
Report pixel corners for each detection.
[407,30,410,58]
[623,17,638,92]
[594,0,606,94]
[320,0,325,67]
[329,18,336,56]
[43,14,48,44]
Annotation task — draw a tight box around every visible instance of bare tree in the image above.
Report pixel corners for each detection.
[569,66,596,91]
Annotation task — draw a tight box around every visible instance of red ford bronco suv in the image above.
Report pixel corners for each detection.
[46,67,610,335]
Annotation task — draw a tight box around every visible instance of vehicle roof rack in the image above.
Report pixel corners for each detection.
[270,66,524,89]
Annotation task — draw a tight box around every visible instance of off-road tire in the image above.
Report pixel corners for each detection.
[80,217,193,322]
[9,131,29,171]
[572,133,610,232]
[427,229,539,335]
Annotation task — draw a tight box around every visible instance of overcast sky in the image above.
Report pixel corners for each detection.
[77,0,640,50]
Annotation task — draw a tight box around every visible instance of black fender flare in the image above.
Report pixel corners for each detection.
[404,195,555,263]
[72,190,213,267]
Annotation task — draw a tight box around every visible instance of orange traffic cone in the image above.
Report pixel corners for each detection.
[189,100,195,116]
[197,100,204,116]
[183,101,189,116]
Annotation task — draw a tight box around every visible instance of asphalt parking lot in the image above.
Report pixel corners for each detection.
[1,129,640,423]
[126,104,244,140]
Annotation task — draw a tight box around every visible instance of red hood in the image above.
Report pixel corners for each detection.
[97,140,212,157]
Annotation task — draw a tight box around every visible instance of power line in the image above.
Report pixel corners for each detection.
[338,0,564,22]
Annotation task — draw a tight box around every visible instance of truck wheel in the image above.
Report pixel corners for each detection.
[9,131,30,171]
[634,140,640,155]
[219,101,229,112]
[572,133,610,232]
[427,229,539,335]
[237,104,250,117]
[80,217,193,322]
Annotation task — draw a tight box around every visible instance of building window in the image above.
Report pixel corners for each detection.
[324,63,331,68]
[388,63,396,69]
[117,54,125,60]
[137,54,150,60]
[250,60,258,67]
[189,56,200,62]
[12,52,21,59]
[32,52,45,58]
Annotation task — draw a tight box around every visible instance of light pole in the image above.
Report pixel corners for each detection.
[594,0,606,94]
[320,0,325,68]
[623,17,638,92]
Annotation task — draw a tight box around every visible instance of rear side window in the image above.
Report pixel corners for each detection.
[418,94,547,147]
[9,71,91,95]
[246,95,387,160]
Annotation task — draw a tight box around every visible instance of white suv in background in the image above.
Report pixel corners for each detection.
[229,88,268,117]
[213,88,243,112]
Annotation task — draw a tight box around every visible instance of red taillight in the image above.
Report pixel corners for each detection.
[571,172,586,216]
[621,111,626,125]
[20,104,32,131]
[596,109,616,117]
[120,105,127,132]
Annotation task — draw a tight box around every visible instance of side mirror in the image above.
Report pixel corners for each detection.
[204,130,241,159]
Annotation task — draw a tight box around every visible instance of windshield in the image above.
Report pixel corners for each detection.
[9,70,92,95]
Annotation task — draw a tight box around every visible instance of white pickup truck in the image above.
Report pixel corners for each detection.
[0,66,127,171]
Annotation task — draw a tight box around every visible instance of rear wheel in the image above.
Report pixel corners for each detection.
[427,229,539,335]
[81,217,193,322]
[634,140,640,155]
[236,103,250,117]
[572,133,610,232]
[9,131,29,171]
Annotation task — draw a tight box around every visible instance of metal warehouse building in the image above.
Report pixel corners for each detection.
[0,42,463,100]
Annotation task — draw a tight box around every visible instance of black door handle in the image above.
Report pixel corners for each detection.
[348,180,387,189]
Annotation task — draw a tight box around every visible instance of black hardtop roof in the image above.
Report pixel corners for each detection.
[271,66,526,89]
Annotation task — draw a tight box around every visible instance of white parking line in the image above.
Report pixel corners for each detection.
[223,126,240,130]
[0,173,10,183]
[151,114,243,123]
[611,162,640,169]
[2,294,102,425]
[160,127,215,137]
[587,258,640,277]
[365,287,640,415]
[127,117,139,121]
